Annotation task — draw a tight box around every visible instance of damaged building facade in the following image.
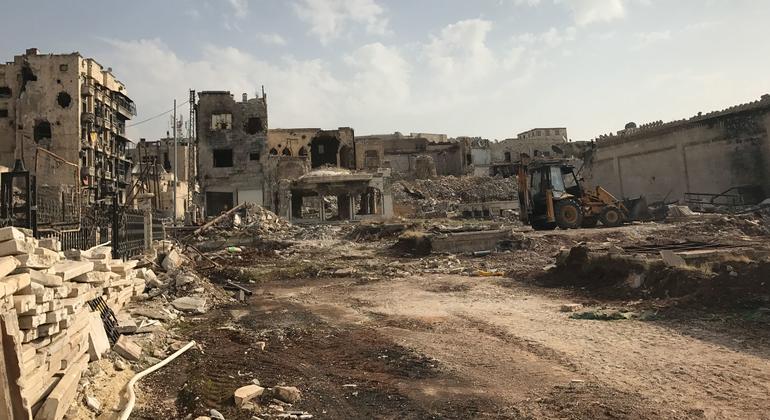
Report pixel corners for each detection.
[196,91,267,216]
[354,132,467,176]
[489,128,569,163]
[0,48,135,212]
[584,95,770,205]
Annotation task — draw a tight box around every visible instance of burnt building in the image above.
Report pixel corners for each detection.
[196,91,268,216]
[0,48,135,210]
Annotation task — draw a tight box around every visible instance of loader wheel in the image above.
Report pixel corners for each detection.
[600,206,623,227]
[555,199,583,229]
[581,216,598,228]
[531,219,557,231]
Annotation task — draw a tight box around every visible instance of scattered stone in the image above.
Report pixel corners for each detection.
[560,303,583,313]
[175,273,198,287]
[114,359,128,371]
[162,249,184,272]
[255,341,266,351]
[85,395,101,412]
[274,386,301,403]
[660,250,686,268]
[210,408,225,420]
[234,384,265,407]
[172,296,207,314]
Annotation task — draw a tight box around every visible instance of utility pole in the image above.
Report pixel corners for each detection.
[173,99,177,225]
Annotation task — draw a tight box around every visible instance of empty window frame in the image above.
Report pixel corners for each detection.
[212,149,234,167]
[210,113,232,131]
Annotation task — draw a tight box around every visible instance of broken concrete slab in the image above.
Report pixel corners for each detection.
[171,297,207,314]
[113,335,142,361]
[129,307,172,322]
[115,312,138,334]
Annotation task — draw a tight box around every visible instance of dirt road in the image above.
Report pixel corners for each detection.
[136,270,770,419]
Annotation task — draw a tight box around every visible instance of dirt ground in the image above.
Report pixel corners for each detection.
[132,220,770,420]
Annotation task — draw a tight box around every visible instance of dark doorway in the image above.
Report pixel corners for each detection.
[310,135,340,168]
[205,191,234,216]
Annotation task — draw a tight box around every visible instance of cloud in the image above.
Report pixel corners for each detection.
[227,0,249,18]
[292,0,389,44]
[255,33,288,46]
[344,43,410,111]
[94,38,413,138]
[514,0,628,25]
[424,19,496,87]
[634,30,670,49]
[559,0,626,25]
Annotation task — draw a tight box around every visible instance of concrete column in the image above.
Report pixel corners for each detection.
[319,195,326,221]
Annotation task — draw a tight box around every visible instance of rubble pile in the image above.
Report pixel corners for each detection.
[393,176,517,218]
[197,203,297,241]
[0,227,149,420]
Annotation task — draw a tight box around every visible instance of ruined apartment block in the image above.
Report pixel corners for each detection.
[196,91,267,216]
[0,48,135,208]
[585,95,770,204]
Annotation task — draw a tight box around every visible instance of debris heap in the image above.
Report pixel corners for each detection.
[393,176,517,218]
[0,227,149,420]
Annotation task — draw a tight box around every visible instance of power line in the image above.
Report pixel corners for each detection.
[127,100,190,127]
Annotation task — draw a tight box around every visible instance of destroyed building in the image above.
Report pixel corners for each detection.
[262,127,355,212]
[0,48,136,207]
[196,91,267,216]
[584,94,770,205]
[267,127,355,168]
[127,137,195,220]
[354,132,467,177]
[489,127,569,163]
[275,169,393,223]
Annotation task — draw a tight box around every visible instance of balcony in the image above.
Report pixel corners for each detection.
[113,92,137,118]
[81,82,94,97]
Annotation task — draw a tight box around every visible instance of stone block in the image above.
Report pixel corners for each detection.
[50,261,94,281]
[234,384,264,407]
[113,335,142,361]
[0,226,26,242]
[38,238,62,252]
[1,273,30,296]
[87,312,109,362]
[0,256,19,279]
[0,239,33,256]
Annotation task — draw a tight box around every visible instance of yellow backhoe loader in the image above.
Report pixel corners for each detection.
[516,156,648,230]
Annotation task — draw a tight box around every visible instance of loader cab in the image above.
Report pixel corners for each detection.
[525,161,584,230]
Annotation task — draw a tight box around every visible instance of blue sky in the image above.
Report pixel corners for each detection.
[2,0,769,141]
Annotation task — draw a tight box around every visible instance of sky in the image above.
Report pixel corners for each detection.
[1,0,769,142]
